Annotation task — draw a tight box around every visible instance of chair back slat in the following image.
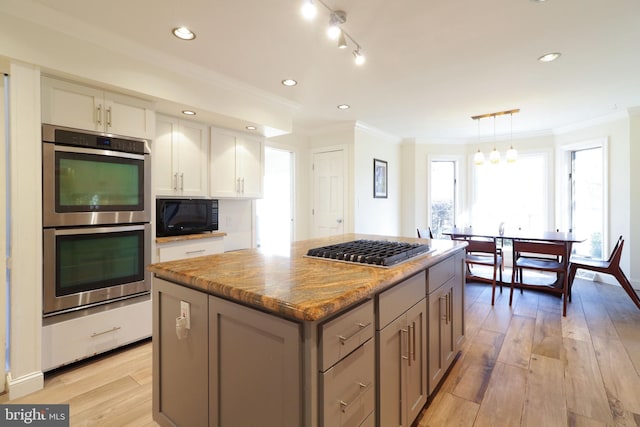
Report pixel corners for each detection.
[513,240,565,257]
[466,239,497,254]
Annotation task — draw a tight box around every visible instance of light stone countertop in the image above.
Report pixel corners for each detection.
[148,233,467,322]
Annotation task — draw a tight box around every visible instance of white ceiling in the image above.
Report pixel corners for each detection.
[19,0,640,139]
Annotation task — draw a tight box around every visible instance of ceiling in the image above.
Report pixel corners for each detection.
[16,0,640,139]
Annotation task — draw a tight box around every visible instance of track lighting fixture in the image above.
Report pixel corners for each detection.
[300,0,366,66]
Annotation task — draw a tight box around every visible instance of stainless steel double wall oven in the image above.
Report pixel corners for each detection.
[42,124,151,316]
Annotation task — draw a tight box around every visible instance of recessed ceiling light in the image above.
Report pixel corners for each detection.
[182,110,196,116]
[538,52,561,63]
[173,27,196,40]
[245,125,257,131]
[281,79,298,87]
[337,104,350,110]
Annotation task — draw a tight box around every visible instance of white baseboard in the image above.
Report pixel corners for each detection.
[6,370,44,400]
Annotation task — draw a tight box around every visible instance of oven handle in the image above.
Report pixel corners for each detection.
[51,143,147,161]
[48,223,148,236]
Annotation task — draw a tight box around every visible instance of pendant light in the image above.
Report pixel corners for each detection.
[489,115,500,163]
[506,112,518,162]
[473,118,484,165]
[471,108,520,165]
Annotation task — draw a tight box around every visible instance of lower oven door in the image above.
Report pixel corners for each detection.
[43,223,151,316]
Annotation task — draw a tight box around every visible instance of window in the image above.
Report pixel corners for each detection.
[429,160,457,238]
[472,153,548,233]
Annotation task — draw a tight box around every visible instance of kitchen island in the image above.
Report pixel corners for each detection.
[148,233,467,427]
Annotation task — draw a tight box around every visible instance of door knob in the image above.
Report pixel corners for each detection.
[337,219,343,224]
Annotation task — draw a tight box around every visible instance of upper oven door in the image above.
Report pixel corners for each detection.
[43,143,150,227]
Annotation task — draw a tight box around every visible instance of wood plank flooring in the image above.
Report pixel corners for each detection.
[3,276,640,426]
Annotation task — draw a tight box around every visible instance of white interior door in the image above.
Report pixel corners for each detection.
[312,149,345,238]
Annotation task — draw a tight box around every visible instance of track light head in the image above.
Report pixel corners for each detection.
[301,0,317,20]
[327,10,346,40]
[353,47,365,65]
[338,32,347,49]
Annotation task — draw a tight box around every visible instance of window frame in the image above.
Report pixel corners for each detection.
[427,156,461,238]
[556,138,609,258]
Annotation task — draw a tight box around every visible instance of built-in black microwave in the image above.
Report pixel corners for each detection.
[156,198,218,237]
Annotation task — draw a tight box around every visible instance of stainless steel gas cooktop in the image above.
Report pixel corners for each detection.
[306,239,433,267]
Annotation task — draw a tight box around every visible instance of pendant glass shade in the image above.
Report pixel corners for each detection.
[506,145,518,162]
[474,149,485,165]
[489,147,500,164]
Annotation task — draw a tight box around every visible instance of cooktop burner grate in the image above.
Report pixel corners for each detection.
[306,239,432,267]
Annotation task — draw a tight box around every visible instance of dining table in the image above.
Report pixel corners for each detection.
[442,227,586,314]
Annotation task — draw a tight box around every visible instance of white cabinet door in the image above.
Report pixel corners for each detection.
[154,115,208,197]
[153,117,179,195]
[178,120,209,196]
[41,77,153,139]
[41,77,103,132]
[210,127,264,198]
[237,136,264,198]
[104,92,154,139]
[210,128,240,197]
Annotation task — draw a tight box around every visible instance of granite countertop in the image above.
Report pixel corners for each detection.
[148,233,467,322]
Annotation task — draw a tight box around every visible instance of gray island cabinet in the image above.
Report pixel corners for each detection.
[149,234,466,427]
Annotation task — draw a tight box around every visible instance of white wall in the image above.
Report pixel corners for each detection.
[630,109,640,284]
[352,125,402,236]
[0,69,6,393]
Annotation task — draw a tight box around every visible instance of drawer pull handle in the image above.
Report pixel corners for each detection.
[90,326,121,338]
[186,249,206,255]
[400,328,409,361]
[338,322,371,345]
[339,382,371,412]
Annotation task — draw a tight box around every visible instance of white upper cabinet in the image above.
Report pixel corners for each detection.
[210,127,264,199]
[41,76,154,140]
[154,115,209,197]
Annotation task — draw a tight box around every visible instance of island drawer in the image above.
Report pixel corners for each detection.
[378,271,426,330]
[320,338,374,427]
[427,256,456,293]
[320,299,374,371]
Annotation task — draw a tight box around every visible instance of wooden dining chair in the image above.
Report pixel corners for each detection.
[417,227,434,239]
[465,238,503,305]
[568,235,640,310]
[510,239,570,316]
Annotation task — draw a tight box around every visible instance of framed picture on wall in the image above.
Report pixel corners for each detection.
[373,158,388,198]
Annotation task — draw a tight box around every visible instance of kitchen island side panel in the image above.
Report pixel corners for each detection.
[209,294,302,427]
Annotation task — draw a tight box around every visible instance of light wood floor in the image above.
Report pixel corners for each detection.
[4,276,640,426]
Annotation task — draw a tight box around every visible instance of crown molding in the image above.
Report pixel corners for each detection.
[553,109,631,135]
